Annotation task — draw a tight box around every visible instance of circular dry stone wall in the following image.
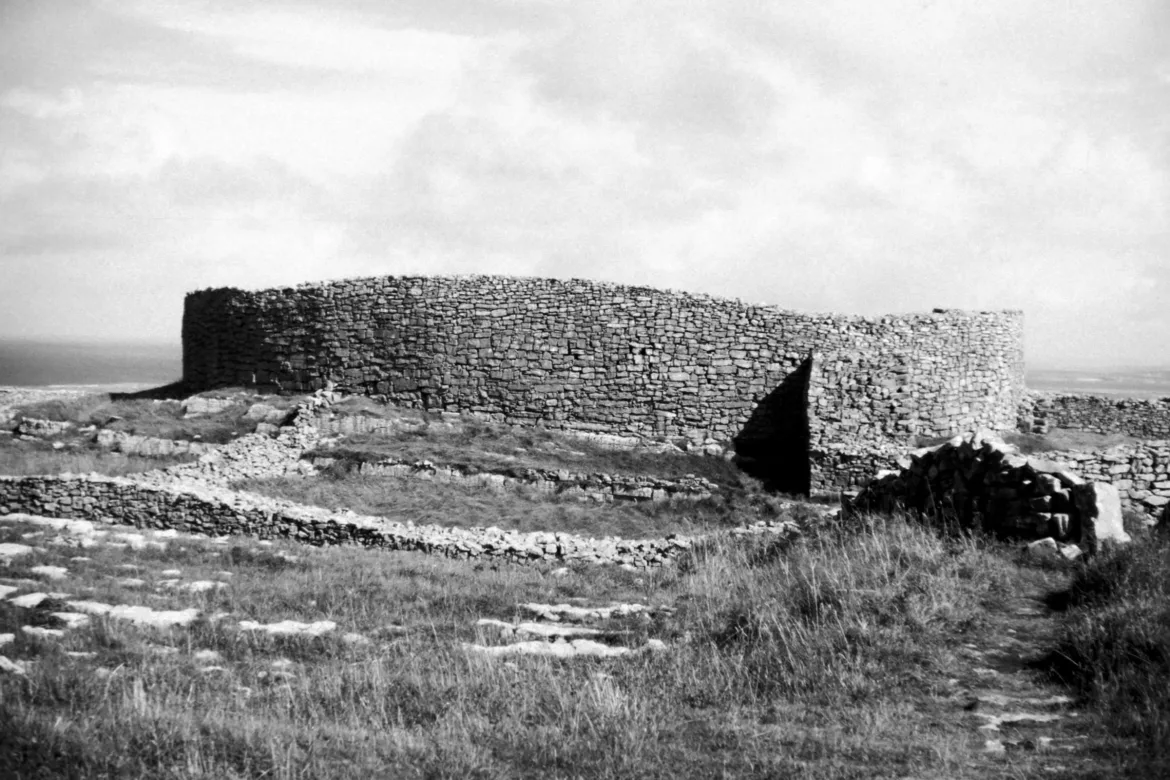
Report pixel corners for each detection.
[182,275,1025,491]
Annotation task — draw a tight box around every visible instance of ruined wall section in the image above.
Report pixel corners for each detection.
[1019,392,1170,439]
[183,276,1025,490]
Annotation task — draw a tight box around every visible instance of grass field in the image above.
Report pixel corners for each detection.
[0,435,196,477]
[4,510,1133,779]
[1044,525,1170,774]
[2,392,1165,777]
[237,472,803,538]
[308,415,745,488]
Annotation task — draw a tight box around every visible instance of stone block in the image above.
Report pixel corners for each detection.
[1072,482,1130,551]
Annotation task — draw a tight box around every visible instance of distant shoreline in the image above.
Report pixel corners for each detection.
[1,339,1168,399]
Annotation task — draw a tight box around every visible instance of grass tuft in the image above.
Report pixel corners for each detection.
[1046,532,1170,774]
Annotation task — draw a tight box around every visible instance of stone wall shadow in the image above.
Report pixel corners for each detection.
[733,358,811,495]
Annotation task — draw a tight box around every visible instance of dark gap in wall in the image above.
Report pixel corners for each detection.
[733,357,812,495]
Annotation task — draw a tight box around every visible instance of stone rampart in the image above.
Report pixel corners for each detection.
[1019,392,1170,438]
[183,275,1025,492]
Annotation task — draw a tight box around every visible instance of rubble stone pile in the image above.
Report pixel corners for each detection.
[854,432,1130,551]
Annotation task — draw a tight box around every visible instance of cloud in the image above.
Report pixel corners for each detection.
[0,0,1167,368]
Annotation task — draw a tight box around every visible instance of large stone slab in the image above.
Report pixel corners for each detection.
[1072,482,1130,551]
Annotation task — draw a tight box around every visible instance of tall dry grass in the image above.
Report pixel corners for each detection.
[0,511,1031,779]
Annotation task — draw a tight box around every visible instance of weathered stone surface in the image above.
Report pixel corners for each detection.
[94,429,219,457]
[1072,483,1130,551]
[14,418,72,437]
[1026,538,1059,559]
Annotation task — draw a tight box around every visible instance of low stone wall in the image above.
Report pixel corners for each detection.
[1043,442,1170,516]
[0,474,795,569]
[1019,392,1170,438]
[308,454,718,502]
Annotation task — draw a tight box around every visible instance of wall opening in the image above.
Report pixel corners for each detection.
[733,357,812,495]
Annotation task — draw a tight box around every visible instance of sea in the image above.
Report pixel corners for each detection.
[2,339,1169,398]
[0,340,182,391]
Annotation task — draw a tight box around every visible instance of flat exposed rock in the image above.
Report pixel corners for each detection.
[975,711,1062,732]
[162,580,225,593]
[0,656,26,675]
[0,543,35,560]
[51,612,91,628]
[22,625,65,640]
[238,619,336,637]
[65,601,200,628]
[30,566,68,580]
[10,592,49,608]
[1,514,98,536]
[476,619,603,639]
[464,638,667,659]
[519,602,654,623]
[463,639,632,658]
[1025,538,1058,559]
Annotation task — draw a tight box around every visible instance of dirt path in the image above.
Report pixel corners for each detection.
[947,567,1116,778]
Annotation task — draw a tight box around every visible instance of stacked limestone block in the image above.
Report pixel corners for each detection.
[1043,443,1170,517]
[855,432,1130,551]
[1019,392,1170,438]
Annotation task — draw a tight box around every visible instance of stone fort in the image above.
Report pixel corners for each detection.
[182,275,1026,494]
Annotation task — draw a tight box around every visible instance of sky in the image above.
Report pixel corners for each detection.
[1,0,1168,368]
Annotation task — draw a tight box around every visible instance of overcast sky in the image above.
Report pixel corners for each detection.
[1,1,1167,368]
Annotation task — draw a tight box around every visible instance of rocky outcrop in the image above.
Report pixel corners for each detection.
[14,418,73,437]
[94,429,219,457]
[855,432,1130,550]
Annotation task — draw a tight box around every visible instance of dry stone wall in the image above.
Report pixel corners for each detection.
[0,474,797,569]
[183,276,1025,491]
[1042,442,1170,516]
[1019,392,1170,438]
